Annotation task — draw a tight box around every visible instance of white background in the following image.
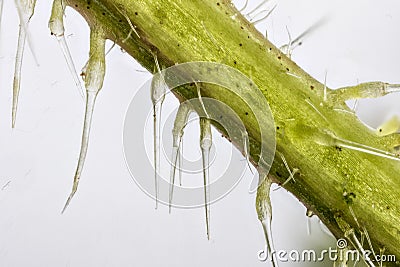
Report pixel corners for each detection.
[0,0,399,266]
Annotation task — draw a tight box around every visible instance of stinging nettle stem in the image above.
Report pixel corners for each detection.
[65,0,400,261]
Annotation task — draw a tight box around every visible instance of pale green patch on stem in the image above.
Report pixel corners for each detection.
[290,124,400,163]
[376,115,400,137]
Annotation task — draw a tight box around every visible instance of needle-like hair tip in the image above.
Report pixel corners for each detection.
[11,110,16,129]
[61,189,76,214]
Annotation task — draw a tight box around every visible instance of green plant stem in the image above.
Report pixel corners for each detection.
[66,0,400,263]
